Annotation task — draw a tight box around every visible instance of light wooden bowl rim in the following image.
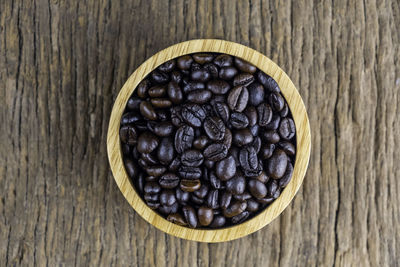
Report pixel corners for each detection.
[107,39,311,242]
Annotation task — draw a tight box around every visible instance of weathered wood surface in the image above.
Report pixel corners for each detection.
[1,0,399,266]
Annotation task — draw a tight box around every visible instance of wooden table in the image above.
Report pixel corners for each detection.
[1,1,399,266]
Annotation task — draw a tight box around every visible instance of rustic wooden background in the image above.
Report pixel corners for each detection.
[1,0,399,266]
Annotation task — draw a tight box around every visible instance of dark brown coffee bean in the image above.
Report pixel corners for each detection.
[203,143,228,161]
[144,181,161,194]
[132,146,140,159]
[158,202,179,215]
[136,173,145,193]
[203,63,219,78]
[124,159,138,178]
[183,81,205,94]
[177,55,193,70]
[257,196,274,205]
[231,211,250,224]
[209,172,222,189]
[182,205,198,228]
[204,159,215,169]
[256,71,280,93]
[193,53,214,64]
[206,80,230,94]
[180,179,201,192]
[167,81,183,104]
[233,192,252,201]
[256,171,270,183]
[170,70,182,84]
[216,156,236,181]
[120,125,137,145]
[145,165,166,177]
[223,201,247,218]
[178,166,202,180]
[267,180,279,197]
[121,112,142,125]
[193,136,209,150]
[145,176,157,182]
[145,198,160,209]
[191,69,211,82]
[137,132,159,153]
[203,117,225,141]
[267,149,288,179]
[234,57,257,73]
[280,103,289,117]
[206,190,219,209]
[127,97,141,110]
[222,128,232,150]
[137,79,150,98]
[209,215,226,228]
[174,125,194,153]
[198,206,214,226]
[279,141,296,156]
[279,118,296,140]
[181,104,206,128]
[151,70,169,84]
[226,174,246,195]
[252,136,262,153]
[213,54,233,67]
[247,82,265,106]
[244,106,258,126]
[269,92,285,111]
[148,85,166,97]
[246,199,260,212]
[122,144,131,156]
[191,62,202,72]
[227,86,249,112]
[176,187,190,204]
[248,179,268,199]
[150,98,172,108]
[257,103,272,126]
[194,184,209,199]
[243,160,262,177]
[141,153,158,165]
[279,162,293,188]
[167,213,187,226]
[233,73,254,87]
[140,101,157,120]
[152,122,174,137]
[187,89,212,104]
[230,112,249,129]
[181,149,204,167]
[262,130,280,144]
[191,194,204,205]
[265,114,281,130]
[219,66,238,80]
[220,192,232,210]
[212,102,230,122]
[239,146,258,171]
[168,157,181,172]
[160,190,177,206]
[158,59,176,73]
[233,129,254,147]
[144,192,158,202]
[159,173,180,189]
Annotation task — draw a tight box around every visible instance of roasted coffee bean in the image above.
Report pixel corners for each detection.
[269,92,285,111]
[227,86,249,112]
[144,181,161,194]
[137,79,150,98]
[230,112,249,129]
[140,101,157,120]
[256,171,269,183]
[280,103,289,117]
[213,102,230,122]
[182,205,198,228]
[193,53,214,64]
[239,146,258,171]
[181,149,204,167]
[187,89,212,104]
[234,57,257,73]
[127,97,141,110]
[120,125,138,145]
[203,63,219,78]
[252,136,262,153]
[278,162,293,188]
[203,143,228,161]
[226,174,246,195]
[151,98,172,108]
[141,153,158,165]
[231,211,250,224]
[148,85,166,97]
[191,62,202,72]
[213,54,233,67]
[257,196,274,205]
[158,59,176,73]
[145,165,166,177]
[203,116,225,141]
[151,70,169,84]
[222,128,232,150]
[279,118,296,140]
[267,180,279,197]
[233,129,254,147]
[216,156,237,181]
[170,70,183,84]
[152,122,174,137]
[121,112,142,125]
[220,192,232,210]
[204,159,215,169]
[257,103,273,126]
[247,83,265,107]
[167,213,187,226]
[207,80,230,94]
[145,176,157,182]
[256,71,280,93]
[137,132,159,153]
[170,106,183,127]
[181,104,206,128]
[136,173,145,193]
[244,106,258,126]
[191,68,211,82]
[198,206,214,226]
[233,73,255,87]
[132,146,140,159]
[265,114,281,130]
[246,199,260,212]
[191,194,204,204]
[262,130,280,144]
[159,173,180,189]
[223,201,247,218]
[248,179,268,199]
[219,66,238,80]
[177,55,193,70]
[209,215,226,228]
[168,157,181,172]
[157,110,168,121]
[146,199,160,209]
[209,172,222,189]
[160,190,177,206]
[176,187,190,204]
[167,81,183,104]
[174,125,194,153]
[207,190,219,209]
[194,184,209,199]
[124,159,139,178]
[180,179,201,192]
[279,141,295,156]
[233,192,252,201]
[267,149,288,179]
[243,161,262,177]
[122,144,131,156]
[193,136,209,150]
[183,81,205,94]
[158,202,179,214]
[178,166,202,180]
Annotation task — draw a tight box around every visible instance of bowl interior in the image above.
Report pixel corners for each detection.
[107,39,311,242]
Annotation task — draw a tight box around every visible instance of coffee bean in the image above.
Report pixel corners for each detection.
[233,192,252,201]
[145,176,157,182]
[204,117,226,141]
[203,63,219,78]
[120,125,137,145]
[158,59,176,73]
[256,171,269,183]
[267,180,279,197]
[141,153,158,165]
[158,202,179,215]
[181,104,206,128]
[280,103,289,117]
[216,156,237,181]
[180,179,201,192]
[159,173,180,189]
[193,135,209,150]
[187,89,212,104]
[209,172,222,189]
[167,213,187,226]
[261,143,275,159]
[144,181,161,194]
[213,54,233,67]
[247,82,265,106]
[136,173,145,193]
[177,55,193,70]
[175,187,190,204]
[209,215,226,228]
[223,201,247,218]
[231,211,250,224]
[121,112,142,125]
[167,81,183,104]
[279,118,296,140]
[198,206,214,226]
[152,122,174,137]
[181,149,204,167]
[233,129,254,147]
[222,128,232,150]
[219,66,238,80]
[220,192,232,210]
[267,149,288,179]
[226,174,246,195]
[193,53,214,64]
[252,137,262,153]
[127,97,141,110]
[206,79,230,94]
[150,98,172,108]
[168,157,181,172]
[151,70,169,84]
[279,141,296,156]
[246,199,260,212]
[248,179,268,199]
[279,162,293,188]
[233,73,255,87]
[122,144,131,156]
[174,125,194,153]
[256,71,280,93]
[203,143,228,161]
[124,159,139,178]
[234,57,257,73]
[156,137,174,165]
[257,196,274,205]
[244,106,258,126]
[137,79,150,98]
[178,166,202,180]
[191,69,211,82]
[191,194,204,205]
[269,92,285,111]
[230,112,249,129]
[239,146,258,171]
[206,190,219,209]
[170,71,182,84]
[183,81,205,94]
[140,101,157,120]
[204,159,215,169]
[257,103,272,126]
[160,190,177,206]
[145,165,166,177]
[265,114,281,130]
[137,132,159,154]
[262,130,280,144]
[227,86,249,112]
[182,206,198,228]
[213,102,230,122]
[148,85,166,97]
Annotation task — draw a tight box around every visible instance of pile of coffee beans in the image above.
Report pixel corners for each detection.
[120,53,296,229]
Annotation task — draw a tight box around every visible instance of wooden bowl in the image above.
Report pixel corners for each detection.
[107,39,311,242]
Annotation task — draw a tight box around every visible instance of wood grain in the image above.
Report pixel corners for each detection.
[107,39,311,242]
[1,0,399,265]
